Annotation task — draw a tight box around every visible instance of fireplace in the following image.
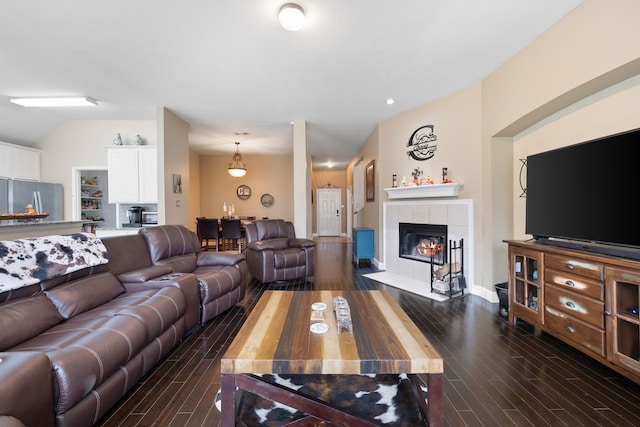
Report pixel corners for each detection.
[399,223,447,265]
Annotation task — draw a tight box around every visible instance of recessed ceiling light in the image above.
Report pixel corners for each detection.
[327,161,334,168]
[386,98,395,105]
[10,96,98,107]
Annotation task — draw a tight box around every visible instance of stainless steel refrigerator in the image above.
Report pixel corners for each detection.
[5,179,64,221]
[0,179,8,215]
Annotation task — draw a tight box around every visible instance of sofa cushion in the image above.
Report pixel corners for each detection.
[100,233,154,275]
[139,225,196,262]
[115,287,186,339]
[0,352,55,427]
[45,271,125,319]
[247,238,290,252]
[116,265,173,284]
[44,315,150,413]
[254,219,290,241]
[0,294,63,350]
[273,248,306,269]
[196,251,244,267]
[156,254,198,274]
[195,266,242,302]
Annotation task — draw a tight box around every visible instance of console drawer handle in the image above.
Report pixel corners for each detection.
[566,326,576,334]
[565,280,575,287]
[566,263,574,270]
[566,301,576,309]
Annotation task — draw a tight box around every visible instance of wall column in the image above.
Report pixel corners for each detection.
[292,120,310,238]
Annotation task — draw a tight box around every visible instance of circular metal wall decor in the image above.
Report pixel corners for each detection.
[260,193,274,207]
[236,185,251,200]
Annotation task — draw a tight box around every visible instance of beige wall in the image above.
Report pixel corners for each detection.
[188,150,201,232]
[37,109,194,229]
[157,108,190,227]
[31,0,640,296]
[372,83,482,268]
[198,154,294,222]
[481,0,640,289]
[355,0,640,296]
[347,124,380,254]
[37,119,157,220]
[511,76,640,240]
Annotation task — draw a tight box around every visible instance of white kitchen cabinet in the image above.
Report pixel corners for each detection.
[107,147,157,204]
[0,145,10,178]
[0,142,40,181]
[138,148,157,203]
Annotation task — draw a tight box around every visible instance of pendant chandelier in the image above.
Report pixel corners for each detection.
[228,142,247,177]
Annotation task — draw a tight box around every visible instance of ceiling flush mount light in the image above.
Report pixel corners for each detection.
[228,142,247,177]
[10,96,98,107]
[279,3,305,31]
[386,98,395,105]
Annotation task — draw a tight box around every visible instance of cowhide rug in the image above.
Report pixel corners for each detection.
[216,373,427,426]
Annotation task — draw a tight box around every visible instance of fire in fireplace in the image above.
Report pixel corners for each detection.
[399,223,447,265]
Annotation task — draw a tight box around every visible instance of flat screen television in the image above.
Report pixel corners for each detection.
[525,127,640,260]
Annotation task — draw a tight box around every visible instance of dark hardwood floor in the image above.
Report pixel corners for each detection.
[97,238,640,426]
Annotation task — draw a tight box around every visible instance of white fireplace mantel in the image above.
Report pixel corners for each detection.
[384,183,463,199]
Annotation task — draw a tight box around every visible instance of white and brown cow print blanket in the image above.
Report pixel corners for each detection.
[216,373,427,426]
[0,232,109,293]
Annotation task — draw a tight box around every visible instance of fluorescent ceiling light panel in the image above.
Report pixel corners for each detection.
[10,96,98,107]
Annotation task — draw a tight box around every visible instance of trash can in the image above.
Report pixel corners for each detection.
[494,282,509,319]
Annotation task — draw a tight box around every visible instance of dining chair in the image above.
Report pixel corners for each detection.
[196,217,220,251]
[221,218,243,253]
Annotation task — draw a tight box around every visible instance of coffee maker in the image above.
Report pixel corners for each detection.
[127,206,144,226]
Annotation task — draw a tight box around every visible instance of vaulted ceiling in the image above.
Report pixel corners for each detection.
[0,0,582,169]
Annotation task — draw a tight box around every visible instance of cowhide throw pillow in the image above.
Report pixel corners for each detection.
[216,373,426,427]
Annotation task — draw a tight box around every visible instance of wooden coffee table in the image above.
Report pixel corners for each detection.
[220,290,444,426]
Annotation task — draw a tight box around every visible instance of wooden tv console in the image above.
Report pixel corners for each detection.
[505,240,640,384]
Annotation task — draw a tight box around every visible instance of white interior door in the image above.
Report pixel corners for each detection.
[317,188,341,236]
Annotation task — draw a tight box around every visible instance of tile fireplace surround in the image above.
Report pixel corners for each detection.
[382,199,474,294]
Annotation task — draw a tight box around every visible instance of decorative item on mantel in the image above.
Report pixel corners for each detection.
[384,182,463,199]
[411,167,423,185]
[442,167,452,184]
[134,134,144,145]
[112,133,123,145]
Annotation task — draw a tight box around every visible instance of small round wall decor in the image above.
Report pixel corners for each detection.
[260,193,274,207]
[236,185,251,200]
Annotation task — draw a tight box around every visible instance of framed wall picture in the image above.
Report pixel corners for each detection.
[172,174,182,194]
[365,160,375,202]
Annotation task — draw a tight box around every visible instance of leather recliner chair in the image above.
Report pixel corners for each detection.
[244,219,315,283]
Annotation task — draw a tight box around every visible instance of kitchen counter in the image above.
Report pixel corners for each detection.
[95,225,159,237]
[0,220,95,240]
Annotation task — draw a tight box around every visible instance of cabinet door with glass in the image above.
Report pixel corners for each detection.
[605,266,640,376]
[509,246,543,326]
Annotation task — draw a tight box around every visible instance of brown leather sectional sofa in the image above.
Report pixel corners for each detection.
[0,225,246,427]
